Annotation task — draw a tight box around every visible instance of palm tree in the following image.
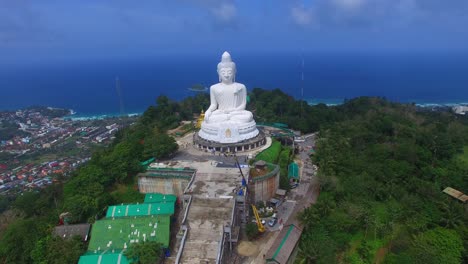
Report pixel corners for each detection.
[439,201,463,229]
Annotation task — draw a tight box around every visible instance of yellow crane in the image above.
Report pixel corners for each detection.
[251,205,265,233]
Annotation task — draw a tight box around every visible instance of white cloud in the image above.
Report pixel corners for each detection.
[178,0,238,24]
[290,0,468,30]
[333,0,365,11]
[210,2,237,22]
[290,5,313,26]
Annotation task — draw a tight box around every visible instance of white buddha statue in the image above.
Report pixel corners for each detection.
[198,51,259,144]
[205,52,253,123]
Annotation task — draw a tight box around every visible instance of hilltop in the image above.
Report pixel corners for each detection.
[0,89,466,263]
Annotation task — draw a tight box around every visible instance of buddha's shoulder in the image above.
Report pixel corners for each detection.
[210,83,246,90]
[234,82,246,89]
[210,83,222,90]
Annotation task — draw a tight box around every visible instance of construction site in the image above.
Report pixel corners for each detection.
[159,127,317,264]
[73,126,318,264]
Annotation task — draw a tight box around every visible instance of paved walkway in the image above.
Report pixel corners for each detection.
[175,132,272,160]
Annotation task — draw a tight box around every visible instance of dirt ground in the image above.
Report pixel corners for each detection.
[374,247,389,264]
[237,241,260,257]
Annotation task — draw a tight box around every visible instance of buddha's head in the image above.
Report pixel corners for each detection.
[217,51,236,84]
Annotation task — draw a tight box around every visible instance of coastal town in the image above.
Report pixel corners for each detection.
[0,106,138,195]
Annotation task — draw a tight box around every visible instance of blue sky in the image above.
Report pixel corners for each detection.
[1,0,468,63]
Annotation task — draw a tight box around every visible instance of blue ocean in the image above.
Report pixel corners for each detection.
[1,52,468,117]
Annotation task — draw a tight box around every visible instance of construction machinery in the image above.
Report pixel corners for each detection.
[251,205,265,233]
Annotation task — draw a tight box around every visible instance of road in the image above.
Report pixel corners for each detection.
[246,133,320,264]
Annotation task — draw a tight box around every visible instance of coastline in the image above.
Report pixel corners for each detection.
[63,112,142,121]
[306,98,468,108]
[5,97,468,120]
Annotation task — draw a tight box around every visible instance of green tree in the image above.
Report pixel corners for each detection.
[296,227,336,264]
[31,235,85,264]
[409,227,463,264]
[0,195,10,213]
[143,130,178,160]
[278,148,292,190]
[13,191,43,217]
[357,240,371,263]
[63,194,100,223]
[245,223,259,240]
[124,241,163,264]
[104,141,142,183]
[0,219,43,264]
[438,200,464,229]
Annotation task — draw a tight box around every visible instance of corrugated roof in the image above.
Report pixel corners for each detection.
[78,250,130,264]
[53,224,91,241]
[443,187,468,203]
[144,193,177,204]
[88,215,170,251]
[266,224,302,264]
[106,202,174,218]
[288,163,299,179]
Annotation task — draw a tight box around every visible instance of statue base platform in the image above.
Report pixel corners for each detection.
[198,120,259,144]
[193,129,266,153]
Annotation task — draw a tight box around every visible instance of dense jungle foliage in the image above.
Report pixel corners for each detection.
[0,89,466,263]
[0,94,196,263]
[297,97,468,264]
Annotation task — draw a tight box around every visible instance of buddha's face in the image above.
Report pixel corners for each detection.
[219,67,234,84]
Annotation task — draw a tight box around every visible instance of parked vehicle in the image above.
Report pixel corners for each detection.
[268,218,278,227]
[252,219,266,225]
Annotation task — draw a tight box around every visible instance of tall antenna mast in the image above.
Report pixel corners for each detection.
[115,76,128,140]
[115,76,125,116]
[301,54,305,118]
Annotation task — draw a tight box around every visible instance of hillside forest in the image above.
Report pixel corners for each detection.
[0,89,466,263]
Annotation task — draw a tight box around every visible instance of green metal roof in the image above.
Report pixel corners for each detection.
[272,225,295,260]
[266,224,303,264]
[288,162,299,179]
[79,251,130,264]
[140,158,155,167]
[146,167,195,173]
[106,202,174,218]
[143,173,192,180]
[144,193,177,204]
[88,216,171,251]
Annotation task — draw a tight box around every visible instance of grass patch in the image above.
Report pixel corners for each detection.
[255,140,281,163]
[345,232,387,264]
